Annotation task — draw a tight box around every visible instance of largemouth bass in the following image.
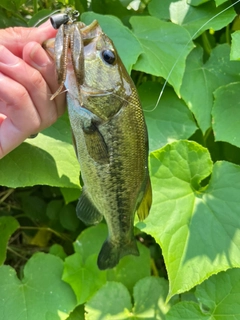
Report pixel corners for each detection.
[44,12,152,270]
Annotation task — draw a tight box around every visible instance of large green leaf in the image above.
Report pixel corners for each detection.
[0,216,19,265]
[138,82,197,151]
[212,82,240,148]
[133,277,174,318]
[85,277,173,319]
[130,16,194,94]
[148,0,236,38]
[180,44,240,133]
[81,12,142,73]
[0,253,76,320]
[138,140,240,299]
[0,114,80,188]
[166,269,240,319]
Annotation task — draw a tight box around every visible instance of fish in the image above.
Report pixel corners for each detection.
[44,12,152,270]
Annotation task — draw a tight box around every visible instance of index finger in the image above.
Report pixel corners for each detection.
[0,20,57,57]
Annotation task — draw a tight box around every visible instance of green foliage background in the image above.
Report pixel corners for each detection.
[1,0,240,319]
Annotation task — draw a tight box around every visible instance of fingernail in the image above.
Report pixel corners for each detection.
[38,19,52,29]
[0,45,19,66]
[29,42,52,67]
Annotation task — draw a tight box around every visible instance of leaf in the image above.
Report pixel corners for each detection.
[130,16,194,95]
[107,243,151,294]
[85,282,132,319]
[138,82,197,151]
[49,244,67,260]
[0,0,24,12]
[212,82,240,148]
[148,0,236,38]
[180,44,240,133]
[188,0,211,5]
[166,302,209,319]
[0,8,26,27]
[59,203,80,231]
[215,0,229,5]
[60,188,81,204]
[138,140,240,299]
[166,269,240,319]
[133,277,174,318]
[85,277,173,319]
[196,268,240,316]
[46,200,63,221]
[180,47,214,133]
[0,216,19,265]
[230,30,240,60]
[27,9,53,27]
[81,12,142,73]
[66,305,85,320]
[0,253,76,320]
[73,224,108,263]
[63,253,107,305]
[0,113,80,188]
[90,0,130,19]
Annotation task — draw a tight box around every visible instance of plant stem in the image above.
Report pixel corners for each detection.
[0,188,14,203]
[20,226,71,241]
[226,24,231,45]
[201,32,212,56]
[33,0,38,15]
[150,258,159,277]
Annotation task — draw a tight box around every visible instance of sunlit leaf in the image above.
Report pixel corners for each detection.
[148,0,236,38]
[138,140,240,299]
[166,269,240,319]
[0,114,80,188]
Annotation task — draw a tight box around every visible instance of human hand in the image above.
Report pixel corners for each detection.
[0,20,66,159]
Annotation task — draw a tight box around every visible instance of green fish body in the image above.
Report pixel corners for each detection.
[45,20,152,269]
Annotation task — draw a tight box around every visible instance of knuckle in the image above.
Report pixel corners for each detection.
[29,68,45,90]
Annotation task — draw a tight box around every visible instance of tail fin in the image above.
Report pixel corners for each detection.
[97,238,139,270]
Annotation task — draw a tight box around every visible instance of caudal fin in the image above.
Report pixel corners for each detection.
[97,238,139,270]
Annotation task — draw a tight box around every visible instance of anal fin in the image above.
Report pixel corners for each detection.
[76,188,103,225]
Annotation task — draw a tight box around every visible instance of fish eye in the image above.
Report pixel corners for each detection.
[101,50,116,65]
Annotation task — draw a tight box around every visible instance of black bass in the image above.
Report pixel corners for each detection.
[44,13,152,269]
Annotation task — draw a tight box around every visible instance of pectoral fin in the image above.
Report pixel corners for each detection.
[83,124,109,164]
[76,188,103,225]
[136,176,152,221]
